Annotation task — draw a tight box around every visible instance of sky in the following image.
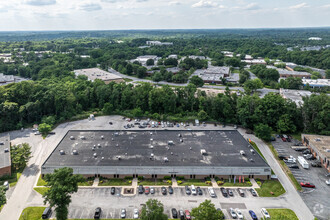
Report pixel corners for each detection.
[0,0,329,31]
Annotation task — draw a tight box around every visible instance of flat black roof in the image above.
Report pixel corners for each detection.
[0,134,11,169]
[43,130,269,168]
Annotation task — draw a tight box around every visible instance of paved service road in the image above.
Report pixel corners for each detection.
[0,116,314,220]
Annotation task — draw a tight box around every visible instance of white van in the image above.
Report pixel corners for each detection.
[191,185,197,195]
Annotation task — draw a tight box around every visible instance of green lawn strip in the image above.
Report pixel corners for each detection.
[36,175,47,186]
[0,171,22,187]
[266,142,302,191]
[250,141,266,161]
[19,207,46,220]
[78,181,94,186]
[255,180,285,197]
[266,209,298,220]
[34,187,49,196]
[0,205,3,212]
[37,175,93,187]
[221,180,252,187]
[179,179,209,186]
[290,133,302,141]
[123,78,133,82]
[99,179,131,186]
[139,179,171,186]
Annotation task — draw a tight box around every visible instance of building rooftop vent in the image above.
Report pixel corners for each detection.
[112,138,114,141]
[4,148,9,153]
[97,143,101,148]
[150,139,153,142]
[178,134,182,137]
[201,149,207,155]
[70,136,74,140]
[240,150,246,156]
[150,132,153,135]
[150,145,154,149]
[180,139,183,142]
[0,142,4,145]
[116,156,121,160]
[168,141,174,145]
[92,146,96,151]
[101,135,104,139]
[249,158,254,162]
[93,153,97,158]
[114,132,119,136]
[151,153,154,157]
[81,136,85,140]
[164,157,169,162]
[59,150,65,155]
[250,149,255,154]
[72,150,78,155]
[101,157,104,160]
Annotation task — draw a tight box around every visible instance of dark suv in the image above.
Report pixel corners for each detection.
[138,185,144,194]
[94,207,102,219]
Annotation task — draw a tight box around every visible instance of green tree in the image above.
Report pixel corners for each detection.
[140,199,168,220]
[43,167,84,220]
[254,123,272,141]
[137,66,147,78]
[102,103,114,114]
[10,143,32,171]
[38,123,52,137]
[189,76,204,87]
[152,72,163,82]
[42,115,56,126]
[244,79,263,94]
[326,69,330,79]
[191,200,224,220]
[277,114,296,133]
[198,110,208,121]
[146,59,154,66]
[0,186,6,208]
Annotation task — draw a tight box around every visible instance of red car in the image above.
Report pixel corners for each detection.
[281,137,287,142]
[145,187,150,194]
[185,210,191,220]
[300,182,315,188]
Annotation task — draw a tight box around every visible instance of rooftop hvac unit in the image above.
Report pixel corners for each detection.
[178,134,182,137]
[116,156,121,160]
[249,158,254,162]
[72,150,78,155]
[150,145,154,149]
[59,150,65,155]
[101,135,104,139]
[97,143,101,147]
[81,136,85,140]
[201,149,207,155]
[150,139,153,141]
[92,146,96,151]
[168,141,174,145]
[250,149,255,154]
[240,150,246,156]
[150,132,153,135]
[93,153,97,158]
[180,139,183,142]
[101,157,104,160]
[112,138,114,141]
[114,132,119,136]
[164,157,169,162]
[151,153,154,157]
[70,136,74,140]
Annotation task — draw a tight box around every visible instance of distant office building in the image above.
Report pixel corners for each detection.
[277,69,311,79]
[168,54,178,59]
[0,135,11,177]
[308,37,322,41]
[188,55,206,60]
[243,59,267,65]
[74,68,124,84]
[302,79,330,88]
[0,73,28,86]
[130,55,160,66]
[194,66,231,84]
[146,41,173,46]
[302,134,330,172]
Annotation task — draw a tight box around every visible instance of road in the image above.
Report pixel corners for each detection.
[108,68,278,96]
[242,129,315,220]
[0,116,313,220]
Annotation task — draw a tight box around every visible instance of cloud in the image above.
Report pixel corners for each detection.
[244,3,260,10]
[25,0,56,6]
[169,1,181,6]
[289,3,308,9]
[79,3,102,11]
[192,0,218,8]
[321,4,330,8]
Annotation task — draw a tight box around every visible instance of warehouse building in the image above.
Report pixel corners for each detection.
[74,68,124,84]
[0,134,11,177]
[302,134,330,172]
[42,130,271,180]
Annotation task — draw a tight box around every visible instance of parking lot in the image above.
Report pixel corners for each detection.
[48,186,266,219]
[272,136,330,220]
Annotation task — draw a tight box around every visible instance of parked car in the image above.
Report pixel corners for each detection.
[197,186,203,195]
[288,164,299,169]
[311,161,322,167]
[133,208,139,219]
[250,188,257,196]
[145,187,150,194]
[185,185,191,195]
[166,186,172,194]
[300,182,315,188]
[138,185,144,194]
[249,210,258,220]
[227,189,234,196]
[171,208,178,218]
[208,187,216,197]
[326,180,330,185]
[230,208,237,219]
[150,187,155,194]
[302,149,311,154]
[237,188,245,197]
[185,210,191,220]
[120,209,126,218]
[42,206,52,219]
[278,155,288,160]
[235,208,244,219]
[94,207,102,219]
[220,187,228,197]
[179,210,185,220]
[161,186,167,195]
[111,187,116,195]
[281,137,287,142]
[191,185,197,195]
[261,208,271,219]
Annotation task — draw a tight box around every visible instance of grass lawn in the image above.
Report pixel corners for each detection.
[256,180,285,197]
[99,179,131,186]
[139,179,171,186]
[0,205,3,212]
[123,78,133,82]
[0,171,22,187]
[34,187,49,196]
[267,142,302,191]
[19,207,46,220]
[265,209,298,220]
[221,180,252,187]
[250,141,266,161]
[36,175,47,186]
[78,180,93,186]
[36,175,93,186]
[179,179,209,186]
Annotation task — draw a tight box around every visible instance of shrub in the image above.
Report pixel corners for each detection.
[128,180,132,184]
[167,180,172,184]
[124,176,133,180]
[204,177,211,181]
[214,177,219,181]
[177,180,182,185]
[217,181,224,185]
[176,176,185,181]
[163,176,171,180]
[138,176,144,180]
[205,181,211,185]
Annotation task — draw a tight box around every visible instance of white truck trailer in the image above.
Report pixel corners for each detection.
[298,156,309,169]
